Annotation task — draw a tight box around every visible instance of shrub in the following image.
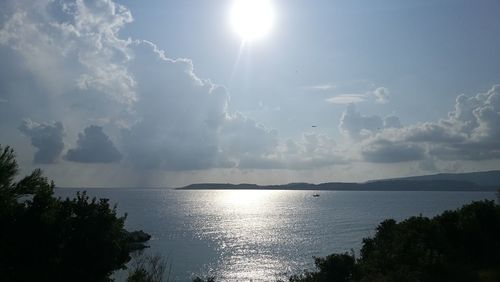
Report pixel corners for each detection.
[0,145,150,282]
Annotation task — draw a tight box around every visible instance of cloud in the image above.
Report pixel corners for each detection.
[1,0,292,172]
[120,41,282,170]
[383,116,401,128]
[339,104,383,139]
[0,1,350,173]
[66,125,121,163]
[418,157,438,172]
[119,41,283,171]
[119,41,231,170]
[325,87,390,105]
[361,139,425,163]
[306,84,336,91]
[326,94,366,104]
[220,112,278,156]
[358,84,500,163]
[0,0,136,105]
[281,133,347,169]
[237,133,347,170]
[3,0,500,184]
[18,119,64,164]
[403,123,465,143]
[373,87,390,104]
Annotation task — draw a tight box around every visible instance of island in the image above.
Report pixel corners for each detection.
[177,170,500,191]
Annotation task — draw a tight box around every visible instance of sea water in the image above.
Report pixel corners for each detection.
[55,188,495,281]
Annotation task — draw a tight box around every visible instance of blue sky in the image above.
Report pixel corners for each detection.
[1,0,500,187]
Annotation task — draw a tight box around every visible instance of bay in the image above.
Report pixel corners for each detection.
[55,188,495,281]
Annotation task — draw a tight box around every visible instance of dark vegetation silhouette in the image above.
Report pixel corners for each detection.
[192,277,216,282]
[126,252,170,282]
[0,145,151,282]
[286,253,356,282]
[286,200,500,282]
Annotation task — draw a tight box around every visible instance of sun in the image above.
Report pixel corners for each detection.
[230,0,275,41]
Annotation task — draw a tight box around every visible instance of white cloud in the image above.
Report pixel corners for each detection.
[383,116,401,128]
[325,87,390,105]
[373,87,390,104]
[306,84,335,91]
[326,94,366,104]
[358,85,500,163]
[0,0,136,105]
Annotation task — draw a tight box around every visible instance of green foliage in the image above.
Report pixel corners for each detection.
[291,200,500,282]
[0,145,150,282]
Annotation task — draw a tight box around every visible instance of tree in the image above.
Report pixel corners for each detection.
[288,253,356,282]
[0,145,150,282]
[289,200,500,282]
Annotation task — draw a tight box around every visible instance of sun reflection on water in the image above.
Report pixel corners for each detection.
[216,190,282,207]
[193,190,296,280]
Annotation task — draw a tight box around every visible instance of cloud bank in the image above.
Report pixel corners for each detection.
[0,0,344,174]
[359,85,500,165]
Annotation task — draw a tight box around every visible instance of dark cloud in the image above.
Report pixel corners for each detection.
[418,157,438,172]
[428,141,500,161]
[66,125,122,163]
[361,139,425,163]
[18,119,64,164]
[339,104,383,139]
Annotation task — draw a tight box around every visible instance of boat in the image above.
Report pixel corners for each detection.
[312,194,320,197]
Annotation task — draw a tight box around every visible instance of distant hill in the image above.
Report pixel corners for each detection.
[383,170,500,187]
[178,170,500,191]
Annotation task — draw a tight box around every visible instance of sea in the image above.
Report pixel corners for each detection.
[55,188,496,282]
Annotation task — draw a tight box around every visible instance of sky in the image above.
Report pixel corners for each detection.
[1,0,500,187]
